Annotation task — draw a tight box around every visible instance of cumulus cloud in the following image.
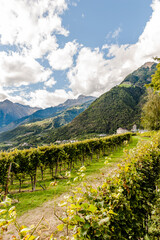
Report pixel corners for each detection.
[0,0,68,58]
[0,0,72,92]
[27,89,75,108]
[0,0,81,100]
[48,41,78,70]
[44,77,57,87]
[0,52,52,87]
[1,0,160,108]
[0,85,27,104]
[68,0,160,97]
[68,47,111,96]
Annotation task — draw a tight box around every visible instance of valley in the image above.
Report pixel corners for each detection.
[3,134,139,238]
[0,63,159,240]
[1,132,159,240]
[0,1,160,239]
[0,63,157,151]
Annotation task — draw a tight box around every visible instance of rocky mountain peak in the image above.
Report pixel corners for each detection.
[0,100,40,129]
[142,62,155,69]
[78,94,86,99]
[2,99,12,104]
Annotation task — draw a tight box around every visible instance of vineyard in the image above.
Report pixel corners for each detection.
[0,133,131,194]
[57,132,160,240]
[0,132,160,239]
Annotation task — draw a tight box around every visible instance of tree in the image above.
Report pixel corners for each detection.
[141,89,160,130]
[149,57,160,92]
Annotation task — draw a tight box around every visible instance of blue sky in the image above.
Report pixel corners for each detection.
[64,0,152,46]
[0,0,160,108]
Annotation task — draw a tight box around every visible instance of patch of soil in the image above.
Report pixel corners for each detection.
[3,162,119,240]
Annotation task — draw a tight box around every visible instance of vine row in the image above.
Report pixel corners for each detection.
[57,132,160,239]
[0,133,131,193]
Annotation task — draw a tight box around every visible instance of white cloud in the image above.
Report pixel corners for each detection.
[48,41,78,70]
[135,0,160,58]
[68,47,111,96]
[112,27,122,39]
[0,0,71,91]
[44,77,57,87]
[0,85,27,104]
[0,52,52,87]
[106,27,121,40]
[28,89,75,108]
[71,0,80,7]
[68,0,160,97]
[0,0,68,58]
[72,2,78,7]
[25,35,58,59]
[1,0,160,109]
[0,86,8,101]
[0,0,80,107]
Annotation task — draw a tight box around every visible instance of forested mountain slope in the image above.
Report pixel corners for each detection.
[0,63,156,149]
[0,95,95,133]
[0,100,94,149]
[48,62,157,141]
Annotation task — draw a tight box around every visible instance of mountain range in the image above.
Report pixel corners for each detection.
[0,95,95,133]
[0,100,40,130]
[47,62,157,141]
[0,95,96,149]
[0,62,157,150]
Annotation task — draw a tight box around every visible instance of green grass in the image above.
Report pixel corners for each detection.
[9,136,140,216]
[119,83,132,88]
[11,181,70,215]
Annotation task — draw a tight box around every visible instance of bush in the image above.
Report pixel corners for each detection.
[57,133,160,239]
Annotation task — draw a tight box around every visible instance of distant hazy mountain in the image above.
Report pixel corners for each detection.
[0,95,96,133]
[26,95,95,121]
[0,100,40,130]
[0,98,95,149]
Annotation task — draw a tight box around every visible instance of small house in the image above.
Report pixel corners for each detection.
[116,128,128,134]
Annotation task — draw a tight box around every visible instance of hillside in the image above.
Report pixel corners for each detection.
[0,63,157,148]
[47,62,157,141]
[0,100,40,130]
[0,100,94,149]
[0,95,95,133]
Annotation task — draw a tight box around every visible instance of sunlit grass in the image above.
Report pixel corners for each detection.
[9,136,140,216]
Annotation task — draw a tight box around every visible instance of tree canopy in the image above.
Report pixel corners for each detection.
[141,89,160,130]
[149,58,160,92]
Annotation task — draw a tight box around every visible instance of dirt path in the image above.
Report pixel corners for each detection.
[4,137,140,239]
[3,161,119,240]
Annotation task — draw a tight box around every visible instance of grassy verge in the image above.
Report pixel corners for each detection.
[9,136,139,216]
